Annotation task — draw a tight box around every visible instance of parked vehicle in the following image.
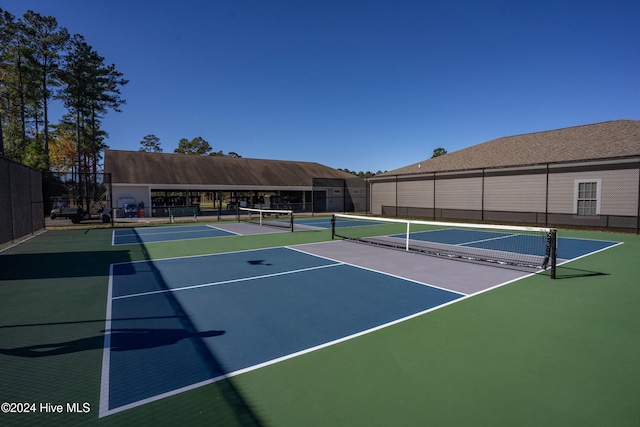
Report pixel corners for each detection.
[49,194,111,224]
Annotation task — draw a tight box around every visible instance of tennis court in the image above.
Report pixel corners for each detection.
[294,216,382,230]
[112,216,384,245]
[102,219,621,416]
[237,209,384,232]
[113,225,239,245]
[1,219,639,426]
[389,227,620,263]
[102,246,464,416]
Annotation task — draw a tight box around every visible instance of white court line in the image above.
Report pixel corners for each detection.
[99,247,465,418]
[286,245,467,297]
[112,226,235,246]
[99,267,115,418]
[117,226,215,237]
[0,229,47,254]
[112,262,343,300]
[110,246,280,266]
[410,229,529,248]
[99,244,504,418]
[205,224,241,235]
[458,233,519,246]
[99,239,622,417]
[556,241,625,266]
[114,225,201,235]
[136,229,209,236]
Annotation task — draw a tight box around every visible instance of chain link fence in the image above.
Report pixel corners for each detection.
[0,156,45,248]
[312,177,369,213]
[377,159,640,233]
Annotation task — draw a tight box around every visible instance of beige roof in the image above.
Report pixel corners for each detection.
[104,150,355,186]
[381,120,640,176]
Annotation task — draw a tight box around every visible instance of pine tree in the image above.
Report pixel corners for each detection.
[57,34,126,173]
[139,134,162,152]
[0,9,30,160]
[23,10,69,168]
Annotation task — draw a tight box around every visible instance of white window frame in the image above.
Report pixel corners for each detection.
[573,179,601,216]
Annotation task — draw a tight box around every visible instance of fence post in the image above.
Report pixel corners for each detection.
[481,168,485,222]
[8,162,15,242]
[637,160,640,234]
[433,172,437,220]
[545,164,550,227]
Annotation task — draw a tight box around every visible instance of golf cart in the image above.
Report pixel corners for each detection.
[50,194,111,224]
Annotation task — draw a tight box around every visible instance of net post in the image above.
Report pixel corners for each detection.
[405,221,410,251]
[550,229,558,279]
[331,215,336,239]
[290,213,294,232]
[332,213,554,274]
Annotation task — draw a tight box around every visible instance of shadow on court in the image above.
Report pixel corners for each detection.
[1,228,265,426]
[0,328,224,357]
[0,315,187,330]
[0,250,133,280]
[104,239,265,425]
[0,316,188,329]
[553,266,610,280]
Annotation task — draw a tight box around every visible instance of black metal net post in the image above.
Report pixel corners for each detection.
[550,229,558,279]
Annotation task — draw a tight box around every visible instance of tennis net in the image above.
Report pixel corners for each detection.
[238,207,294,232]
[332,214,558,278]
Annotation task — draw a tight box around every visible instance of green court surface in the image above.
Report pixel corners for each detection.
[1,222,639,426]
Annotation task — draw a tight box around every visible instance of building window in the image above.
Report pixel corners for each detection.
[574,179,601,216]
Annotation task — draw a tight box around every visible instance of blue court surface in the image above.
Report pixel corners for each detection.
[295,216,383,229]
[101,226,622,417]
[300,219,620,263]
[111,218,381,245]
[101,246,463,416]
[395,229,620,261]
[112,225,237,245]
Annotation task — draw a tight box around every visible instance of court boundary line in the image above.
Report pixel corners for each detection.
[392,228,549,261]
[112,262,344,300]
[286,245,467,297]
[458,233,519,247]
[110,246,286,267]
[111,225,238,246]
[205,224,242,235]
[0,229,48,254]
[99,266,115,418]
[99,238,624,418]
[556,241,624,267]
[334,220,386,229]
[100,273,531,418]
[99,246,472,418]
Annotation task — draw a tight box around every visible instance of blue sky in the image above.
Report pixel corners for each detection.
[5,0,640,172]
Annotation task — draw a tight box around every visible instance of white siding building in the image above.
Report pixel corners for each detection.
[370,120,640,232]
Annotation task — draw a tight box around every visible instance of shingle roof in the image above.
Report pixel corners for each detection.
[104,150,355,186]
[380,120,640,176]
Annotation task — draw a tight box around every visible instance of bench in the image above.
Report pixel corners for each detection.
[168,207,198,223]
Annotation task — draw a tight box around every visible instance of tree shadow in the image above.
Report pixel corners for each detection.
[2,227,265,425]
[0,328,225,357]
[129,238,265,426]
[0,315,187,330]
[0,250,134,280]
